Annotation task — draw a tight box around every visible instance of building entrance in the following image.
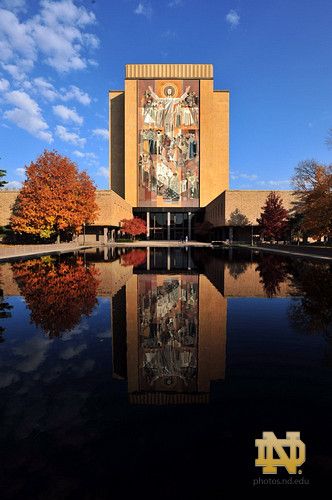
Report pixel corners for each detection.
[134,210,197,241]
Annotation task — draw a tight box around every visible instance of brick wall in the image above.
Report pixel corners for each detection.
[205,189,298,226]
[0,189,132,228]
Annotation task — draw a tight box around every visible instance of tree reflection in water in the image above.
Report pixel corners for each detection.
[226,261,249,280]
[12,255,100,337]
[289,261,332,336]
[255,254,290,298]
[120,249,147,267]
[289,261,332,366]
[0,271,13,342]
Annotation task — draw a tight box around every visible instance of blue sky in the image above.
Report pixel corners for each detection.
[0,0,331,191]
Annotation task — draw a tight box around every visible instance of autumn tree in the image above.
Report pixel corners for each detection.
[12,255,100,337]
[256,191,289,242]
[228,208,249,226]
[10,150,98,242]
[292,160,332,240]
[120,217,147,240]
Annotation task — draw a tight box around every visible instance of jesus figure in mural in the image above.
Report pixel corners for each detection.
[148,85,191,137]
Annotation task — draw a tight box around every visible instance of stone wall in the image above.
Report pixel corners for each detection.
[0,190,17,227]
[95,190,132,227]
[205,189,297,227]
[0,189,132,229]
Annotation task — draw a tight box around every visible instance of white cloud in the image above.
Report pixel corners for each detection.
[4,180,21,189]
[30,0,98,73]
[73,150,97,160]
[97,166,109,178]
[32,78,91,106]
[168,0,182,7]
[0,77,10,91]
[33,76,58,101]
[257,180,291,188]
[88,58,98,67]
[4,89,53,142]
[83,33,99,50]
[15,167,25,177]
[134,2,152,18]
[92,128,108,140]
[53,104,83,125]
[161,30,176,39]
[0,0,99,75]
[231,172,258,181]
[61,85,91,105]
[0,0,26,13]
[1,61,32,81]
[55,124,86,147]
[226,9,240,28]
[0,8,35,63]
[72,150,85,158]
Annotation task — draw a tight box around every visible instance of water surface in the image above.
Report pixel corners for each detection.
[0,247,331,496]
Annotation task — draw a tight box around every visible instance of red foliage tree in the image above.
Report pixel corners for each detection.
[12,256,100,337]
[120,249,147,267]
[256,191,289,242]
[120,217,147,239]
[10,150,98,241]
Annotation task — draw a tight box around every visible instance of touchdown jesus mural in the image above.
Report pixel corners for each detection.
[138,79,200,207]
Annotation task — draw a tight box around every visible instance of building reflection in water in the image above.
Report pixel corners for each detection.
[113,247,227,404]
[1,246,331,403]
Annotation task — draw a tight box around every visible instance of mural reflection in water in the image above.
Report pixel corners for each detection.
[112,264,227,404]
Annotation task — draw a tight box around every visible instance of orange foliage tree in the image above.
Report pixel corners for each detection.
[12,255,100,337]
[10,150,98,241]
[120,217,147,240]
[292,160,332,240]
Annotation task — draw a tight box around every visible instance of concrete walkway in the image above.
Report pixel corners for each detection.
[0,242,98,261]
[108,240,211,248]
[233,243,332,261]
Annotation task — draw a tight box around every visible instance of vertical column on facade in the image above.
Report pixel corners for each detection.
[146,247,150,271]
[167,247,171,271]
[188,211,192,240]
[167,212,171,241]
[146,211,150,240]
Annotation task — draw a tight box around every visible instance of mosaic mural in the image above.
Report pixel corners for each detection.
[138,79,199,207]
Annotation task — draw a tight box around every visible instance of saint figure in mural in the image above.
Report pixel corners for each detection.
[148,85,191,137]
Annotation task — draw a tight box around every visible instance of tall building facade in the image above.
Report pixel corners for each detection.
[109,64,229,240]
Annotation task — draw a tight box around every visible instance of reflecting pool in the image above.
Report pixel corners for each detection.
[0,247,332,496]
